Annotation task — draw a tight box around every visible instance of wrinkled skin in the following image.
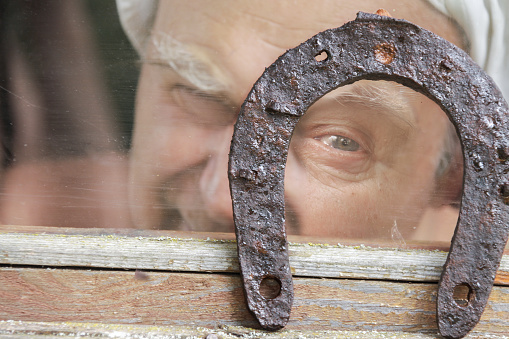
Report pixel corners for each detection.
[129,0,464,242]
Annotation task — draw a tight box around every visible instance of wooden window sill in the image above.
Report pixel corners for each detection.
[1,225,508,337]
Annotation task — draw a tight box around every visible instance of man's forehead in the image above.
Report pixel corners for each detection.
[308,81,418,127]
[147,0,465,102]
[153,0,463,46]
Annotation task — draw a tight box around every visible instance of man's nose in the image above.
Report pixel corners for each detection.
[199,125,234,228]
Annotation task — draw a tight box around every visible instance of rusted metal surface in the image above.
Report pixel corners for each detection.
[228,11,509,338]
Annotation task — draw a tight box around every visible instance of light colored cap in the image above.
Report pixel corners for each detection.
[116,0,509,99]
[427,0,509,100]
[115,0,158,54]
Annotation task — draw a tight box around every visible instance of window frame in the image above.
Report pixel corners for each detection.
[1,225,508,337]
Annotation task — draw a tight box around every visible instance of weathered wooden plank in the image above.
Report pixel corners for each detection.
[0,321,479,339]
[1,230,508,285]
[0,267,508,336]
[2,321,506,339]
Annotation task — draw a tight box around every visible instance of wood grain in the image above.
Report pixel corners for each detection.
[1,229,508,285]
[1,267,508,336]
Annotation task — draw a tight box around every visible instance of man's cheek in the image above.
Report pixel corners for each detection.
[285,168,373,237]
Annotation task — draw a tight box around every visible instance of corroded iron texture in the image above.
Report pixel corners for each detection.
[228,11,509,338]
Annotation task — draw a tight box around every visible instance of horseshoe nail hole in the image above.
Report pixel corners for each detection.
[259,277,281,300]
[453,283,474,307]
[498,146,509,163]
[314,50,329,62]
[374,43,396,65]
[500,184,509,205]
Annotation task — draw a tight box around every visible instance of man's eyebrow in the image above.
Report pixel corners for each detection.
[143,33,227,94]
[329,81,417,128]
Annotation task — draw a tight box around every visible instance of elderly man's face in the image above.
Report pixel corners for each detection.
[130,0,464,241]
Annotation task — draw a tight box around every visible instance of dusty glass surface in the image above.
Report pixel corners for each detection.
[1,0,500,249]
[0,0,138,228]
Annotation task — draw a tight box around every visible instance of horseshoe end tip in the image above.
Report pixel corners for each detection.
[438,319,474,339]
[437,296,480,339]
[257,315,290,331]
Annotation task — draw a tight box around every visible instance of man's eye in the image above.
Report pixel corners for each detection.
[318,135,360,152]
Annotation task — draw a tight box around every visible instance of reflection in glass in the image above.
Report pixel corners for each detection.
[0,0,137,228]
[0,0,472,249]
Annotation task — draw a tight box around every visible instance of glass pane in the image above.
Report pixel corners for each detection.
[1,0,507,253]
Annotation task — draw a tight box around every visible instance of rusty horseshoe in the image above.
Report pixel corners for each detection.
[228,12,509,338]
